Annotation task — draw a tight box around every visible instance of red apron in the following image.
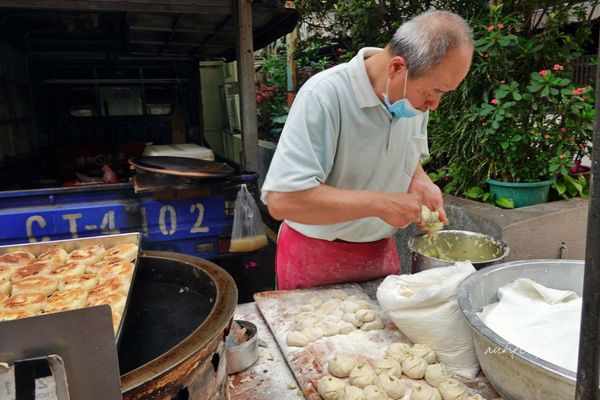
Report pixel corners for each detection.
[275,223,400,290]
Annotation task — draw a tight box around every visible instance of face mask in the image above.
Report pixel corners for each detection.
[383,70,424,119]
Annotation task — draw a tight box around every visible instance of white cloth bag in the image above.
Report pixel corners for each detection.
[377,261,479,378]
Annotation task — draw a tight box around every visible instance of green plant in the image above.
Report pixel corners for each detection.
[428,2,596,199]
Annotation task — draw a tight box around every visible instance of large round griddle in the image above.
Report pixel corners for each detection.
[129,156,235,178]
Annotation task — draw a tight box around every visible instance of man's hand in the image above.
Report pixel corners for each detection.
[408,164,448,225]
[379,192,423,228]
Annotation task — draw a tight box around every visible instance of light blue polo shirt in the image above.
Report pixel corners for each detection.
[261,47,429,242]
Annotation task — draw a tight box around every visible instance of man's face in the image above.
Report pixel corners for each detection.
[389,44,473,112]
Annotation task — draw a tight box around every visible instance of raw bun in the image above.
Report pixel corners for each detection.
[321,320,341,336]
[402,355,428,379]
[302,327,324,342]
[342,312,363,328]
[387,343,412,362]
[328,354,356,378]
[348,362,377,388]
[377,372,407,399]
[286,330,310,347]
[372,357,402,378]
[425,363,451,387]
[360,317,383,331]
[437,378,469,400]
[355,309,375,322]
[411,385,442,400]
[341,300,360,313]
[337,320,355,334]
[331,289,348,300]
[339,385,365,400]
[317,375,346,400]
[362,385,388,400]
[411,343,437,364]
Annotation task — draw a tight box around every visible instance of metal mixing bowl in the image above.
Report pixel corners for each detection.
[408,230,510,273]
[457,259,584,400]
[226,320,258,374]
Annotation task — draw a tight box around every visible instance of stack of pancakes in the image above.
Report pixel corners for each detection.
[0,242,138,334]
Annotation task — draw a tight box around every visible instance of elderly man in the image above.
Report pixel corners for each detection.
[261,10,474,289]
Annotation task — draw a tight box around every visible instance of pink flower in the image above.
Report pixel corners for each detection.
[560,127,566,133]
[483,52,489,59]
[530,130,536,135]
[553,64,564,71]
[490,98,498,105]
[497,23,504,29]
[500,80,506,84]
[487,25,494,31]
[539,70,549,76]
[545,134,550,139]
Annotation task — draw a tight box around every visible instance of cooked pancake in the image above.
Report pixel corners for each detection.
[87,292,126,315]
[12,275,58,296]
[0,279,10,296]
[112,312,122,334]
[58,273,98,291]
[12,261,53,282]
[0,266,12,281]
[44,288,88,313]
[37,247,68,268]
[97,276,131,295]
[87,256,127,276]
[0,293,7,304]
[2,292,46,313]
[50,261,87,280]
[0,309,37,321]
[67,244,106,265]
[97,260,134,284]
[0,251,35,271]
[105,243,138,261]
[87,280,120,300]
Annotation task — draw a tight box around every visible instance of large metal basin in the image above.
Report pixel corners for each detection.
[409,230,509,273]
[457,259,584,400]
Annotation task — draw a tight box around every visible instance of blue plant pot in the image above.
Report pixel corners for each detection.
[487,177,556,208]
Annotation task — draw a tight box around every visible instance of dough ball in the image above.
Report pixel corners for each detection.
[355,299,371,309]
[342,312,363,328]
[411,343,436,364]
[386,342,412,362]
[339,385,365,400]
[295,316,317,331]
[372,357,402,378]
[337,320,356,334]
[348,362,377,388]
[377,372,407,399]
[360,317,383,331]
[301,327,324,342]
[300,304,315,312]
[328,354,356,378]
[310,297,324,308]
[362,385,389,400]
[411,385,442,400]
[317,375,346,400]
[319,299,342,314]
[321,320,341,336]
[341,300,360,313]
[331,289,348,300]
[438,378,469,400]
[402,355,428,379]
[356,309,376,322]
[425,363,451,387]
[286,330,309,347]
[466,395,486,400]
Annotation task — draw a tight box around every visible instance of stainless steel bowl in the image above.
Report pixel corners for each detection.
[226,320,258,374]
[408,230,509,273]
[457,259,584,400]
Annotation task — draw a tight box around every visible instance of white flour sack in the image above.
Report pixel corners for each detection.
[377,262,479,378]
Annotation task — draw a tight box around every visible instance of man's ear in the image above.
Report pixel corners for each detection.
[388,56,407,78]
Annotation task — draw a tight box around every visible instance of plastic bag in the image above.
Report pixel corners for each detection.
[376,262,479,378]
[229,184,269,252]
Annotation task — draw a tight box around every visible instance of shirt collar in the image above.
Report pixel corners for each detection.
[347,47,384,108]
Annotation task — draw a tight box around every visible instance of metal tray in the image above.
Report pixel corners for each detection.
[0,232,141,347]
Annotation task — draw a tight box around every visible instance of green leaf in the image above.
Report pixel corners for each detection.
[483,192,492,203]
[511,135,522,142]
[466,187,485,199]
[553,181,566,195]
[512,92,522,101]
[541,86,550,96]
[495,197,515,209]
[500,141,510,149]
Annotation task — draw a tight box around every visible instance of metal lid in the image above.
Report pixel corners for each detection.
[128,156,234,178]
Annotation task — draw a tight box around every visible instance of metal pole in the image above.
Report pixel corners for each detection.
[575,27,600,400]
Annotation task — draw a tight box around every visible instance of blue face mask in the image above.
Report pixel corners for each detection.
[383,70,424,119]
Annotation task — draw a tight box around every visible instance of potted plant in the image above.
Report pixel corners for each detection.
[476,66,594,207]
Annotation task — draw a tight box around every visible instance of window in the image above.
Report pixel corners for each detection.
[145,86,172,115]
[69,86,97,117]
[99,86,143,116]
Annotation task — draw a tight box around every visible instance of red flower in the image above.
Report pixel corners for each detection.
[553,64,564,71]
[500,80,506,84]
[559,154,566,159]
[539,70,549,76]
[497,23,504,29]
[530,130,536,135]
[483,52,489,59]
[490,98,498,105]
[487,25,494,31]
[560,127,566,133]
[545,134,550,139]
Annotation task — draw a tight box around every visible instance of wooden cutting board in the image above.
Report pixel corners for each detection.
[254,283,501,400]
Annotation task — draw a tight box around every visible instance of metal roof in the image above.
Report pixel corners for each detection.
[0,0,299,60]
